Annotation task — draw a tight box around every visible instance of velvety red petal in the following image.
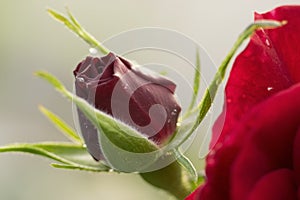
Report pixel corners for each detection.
[196,6,300,200]
[198,84,300,200]
[255,6,300,82]
[199,144,238,200]
[293,128,300,185]
[100,53,117,80]
[231,84,300,200]
[231,84,300,199]
[130,84,181,144]
[131,67,177,93]
[211,6,300,148]
[108,68,181,143]
[247,169,297,200]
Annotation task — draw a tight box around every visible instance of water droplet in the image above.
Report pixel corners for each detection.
[108,169,114,172]
[77,77,85,82]
[265,39,271,47]
[171,109,178,116]
[123,84,129,90]
[167,119,171,123]
[89,48,98,55]
[227,98,232,103]
[267,87,273,91]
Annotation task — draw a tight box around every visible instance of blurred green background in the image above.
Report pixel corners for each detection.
[0,1,298,200]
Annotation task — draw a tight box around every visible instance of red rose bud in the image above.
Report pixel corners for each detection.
[73,52,181,161]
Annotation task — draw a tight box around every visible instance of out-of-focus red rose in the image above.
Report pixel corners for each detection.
[186,5,300,200]
[73,52,181,161]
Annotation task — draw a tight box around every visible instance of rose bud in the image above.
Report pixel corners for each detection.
[73,52,181,161]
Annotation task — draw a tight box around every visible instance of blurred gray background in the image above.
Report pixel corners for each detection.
[0,1,299,200]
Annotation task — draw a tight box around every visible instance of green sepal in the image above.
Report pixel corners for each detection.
[174,149,198,185]
[47,8,109,55]
[184,48,201,117]
[0,142,110,172]
[39,105,83,144]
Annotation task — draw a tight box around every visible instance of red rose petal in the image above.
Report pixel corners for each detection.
[293,128,300,185]
[188,6,300,200]
[200,144,238,200]
[256,6,300,83]
[197,84,300,200]
[231,84,300,200]
[236,85,299,200]
[131,67,177,93]
[247,169,297,200]
[211,5,300,148]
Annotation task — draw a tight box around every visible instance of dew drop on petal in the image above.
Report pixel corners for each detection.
[171,108,178,116]
[267,87,273,91]
[77,77,85,82]
[265,39,271,47]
